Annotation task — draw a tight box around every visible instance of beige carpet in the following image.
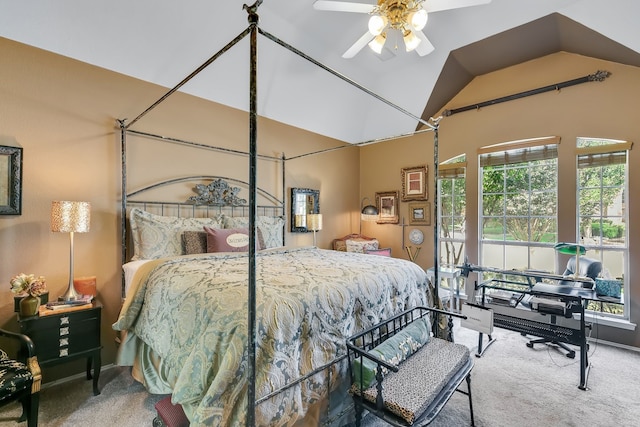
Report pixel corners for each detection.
[1,321,639,426]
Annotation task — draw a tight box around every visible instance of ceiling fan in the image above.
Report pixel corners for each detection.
[313,0,492,58]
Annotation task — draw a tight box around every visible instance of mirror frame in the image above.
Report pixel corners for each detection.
[290,187,319,232]
[0,145,23,215]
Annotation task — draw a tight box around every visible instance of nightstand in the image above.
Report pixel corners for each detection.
[17,302,102,395]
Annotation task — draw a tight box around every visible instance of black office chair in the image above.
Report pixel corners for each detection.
[526,256,601,357]
[559,256,602,288]
[0,328,41,427]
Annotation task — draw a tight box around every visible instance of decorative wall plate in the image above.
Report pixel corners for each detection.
[409,228,424,245]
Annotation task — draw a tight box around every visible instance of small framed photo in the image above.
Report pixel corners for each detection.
[401,165,428,201]
[409,201,430,225]
[375,191,399,224]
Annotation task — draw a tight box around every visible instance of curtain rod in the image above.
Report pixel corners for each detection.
[443,70,611,117]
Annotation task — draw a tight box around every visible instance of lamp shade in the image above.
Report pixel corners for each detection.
[361,204,379,222]
[306,214,323,231]
[51,201,91,233]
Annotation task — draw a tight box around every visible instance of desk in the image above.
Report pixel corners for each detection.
[427,266,463,311]
[476,280,593,390]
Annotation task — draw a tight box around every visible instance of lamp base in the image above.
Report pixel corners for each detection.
[59,282,80,301]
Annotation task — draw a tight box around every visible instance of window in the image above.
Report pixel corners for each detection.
[438,155,466,267]
[479,137,559,275]
[577,137,630,317]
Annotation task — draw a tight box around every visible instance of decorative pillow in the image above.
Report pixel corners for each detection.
[352,317,431,389]
[129,208,223,260]
[182,231,208,255]
[346,239,379,253]
[222,216,284,249]
[204,226,264,253]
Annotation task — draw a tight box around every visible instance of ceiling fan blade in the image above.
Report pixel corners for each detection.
[414,31,435,56]
[423,0,491,13]
[313,1,376,13]
[342,31,375,58]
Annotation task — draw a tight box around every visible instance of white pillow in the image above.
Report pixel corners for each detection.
[346,239,379,253]
[129,208,224,260]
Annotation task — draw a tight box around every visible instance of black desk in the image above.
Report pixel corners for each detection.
[475,279,593,390]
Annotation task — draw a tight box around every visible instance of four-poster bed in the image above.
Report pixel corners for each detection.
[113,2,444,426]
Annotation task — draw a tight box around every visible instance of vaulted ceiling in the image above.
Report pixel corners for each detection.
[1,0,639,143]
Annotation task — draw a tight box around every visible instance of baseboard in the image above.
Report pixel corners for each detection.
[588,337,640,353]
[41,363,116,390]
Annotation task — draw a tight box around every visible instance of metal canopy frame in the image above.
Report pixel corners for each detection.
[117,1,442,424]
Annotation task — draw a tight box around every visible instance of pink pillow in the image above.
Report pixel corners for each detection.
[204,226,263,253]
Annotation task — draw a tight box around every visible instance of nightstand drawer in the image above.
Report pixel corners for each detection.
[19,304,101,363]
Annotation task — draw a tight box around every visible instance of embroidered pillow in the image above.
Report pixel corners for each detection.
[204,226,264,253]
[222,216,284,249]
[352,317,431,389]
[129,208,223,260]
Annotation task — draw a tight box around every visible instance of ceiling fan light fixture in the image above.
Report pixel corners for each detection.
[368,33,387,54]
[368,14,388,36]
[403,30,421,52]
[409,8,428,31]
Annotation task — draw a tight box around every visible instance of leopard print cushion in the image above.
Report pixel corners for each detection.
[355,338,470,425]
[0,349,33,401]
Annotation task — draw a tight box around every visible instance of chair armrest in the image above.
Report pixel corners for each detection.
[0,328,42,393]
[0,327,37,359]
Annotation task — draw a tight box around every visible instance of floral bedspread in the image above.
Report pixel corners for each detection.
[113,247,430,426]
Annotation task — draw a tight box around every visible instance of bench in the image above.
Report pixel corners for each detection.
[346,306,474,426]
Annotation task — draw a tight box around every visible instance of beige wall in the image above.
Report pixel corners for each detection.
[0,37,359,381]
[362,52,640,347]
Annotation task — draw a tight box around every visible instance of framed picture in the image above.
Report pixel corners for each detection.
[409,201,430,225]
[375,191,399,224]
[0,145,22,215]
[401,165,428,201]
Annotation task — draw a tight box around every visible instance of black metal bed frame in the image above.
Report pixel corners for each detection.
[117,2,440,425]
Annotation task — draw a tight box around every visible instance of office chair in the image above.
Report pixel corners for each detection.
[526,256,601,358]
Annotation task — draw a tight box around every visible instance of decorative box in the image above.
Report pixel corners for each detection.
[595,278,622,298]
[14,292,49,312]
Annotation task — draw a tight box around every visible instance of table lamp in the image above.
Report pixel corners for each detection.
[306,213,323,247]
[51,201,91,301]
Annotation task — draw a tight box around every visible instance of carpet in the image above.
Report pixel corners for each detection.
[1,321,638,426]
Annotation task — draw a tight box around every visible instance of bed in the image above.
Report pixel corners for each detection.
[113,190,433,425]
[113,4,443,426]
[114,244,431,426]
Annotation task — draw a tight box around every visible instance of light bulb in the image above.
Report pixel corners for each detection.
[403,30,421,52]
[368,15,388,36]
[368,33,387,54]
[409,9,428,31]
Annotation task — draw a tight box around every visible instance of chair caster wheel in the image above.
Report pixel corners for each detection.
[526,342,533,348]
[567,352,576,359]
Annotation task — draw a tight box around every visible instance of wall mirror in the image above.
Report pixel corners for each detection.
[290,187,319,232]
[0,145,23,215]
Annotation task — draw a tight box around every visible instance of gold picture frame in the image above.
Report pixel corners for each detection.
[401,165,428,201]
[409,201,430,225]
[375,191,399,224]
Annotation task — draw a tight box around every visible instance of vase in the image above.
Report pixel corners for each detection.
[19,295,41,317]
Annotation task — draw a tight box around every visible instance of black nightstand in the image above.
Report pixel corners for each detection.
[18,302,102,395]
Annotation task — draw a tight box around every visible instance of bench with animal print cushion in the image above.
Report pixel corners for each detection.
[346,306,475,426]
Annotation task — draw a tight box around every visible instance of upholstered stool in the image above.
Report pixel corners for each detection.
[152,395,189,427]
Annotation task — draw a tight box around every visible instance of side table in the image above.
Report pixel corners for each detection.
[17,302,102,395]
